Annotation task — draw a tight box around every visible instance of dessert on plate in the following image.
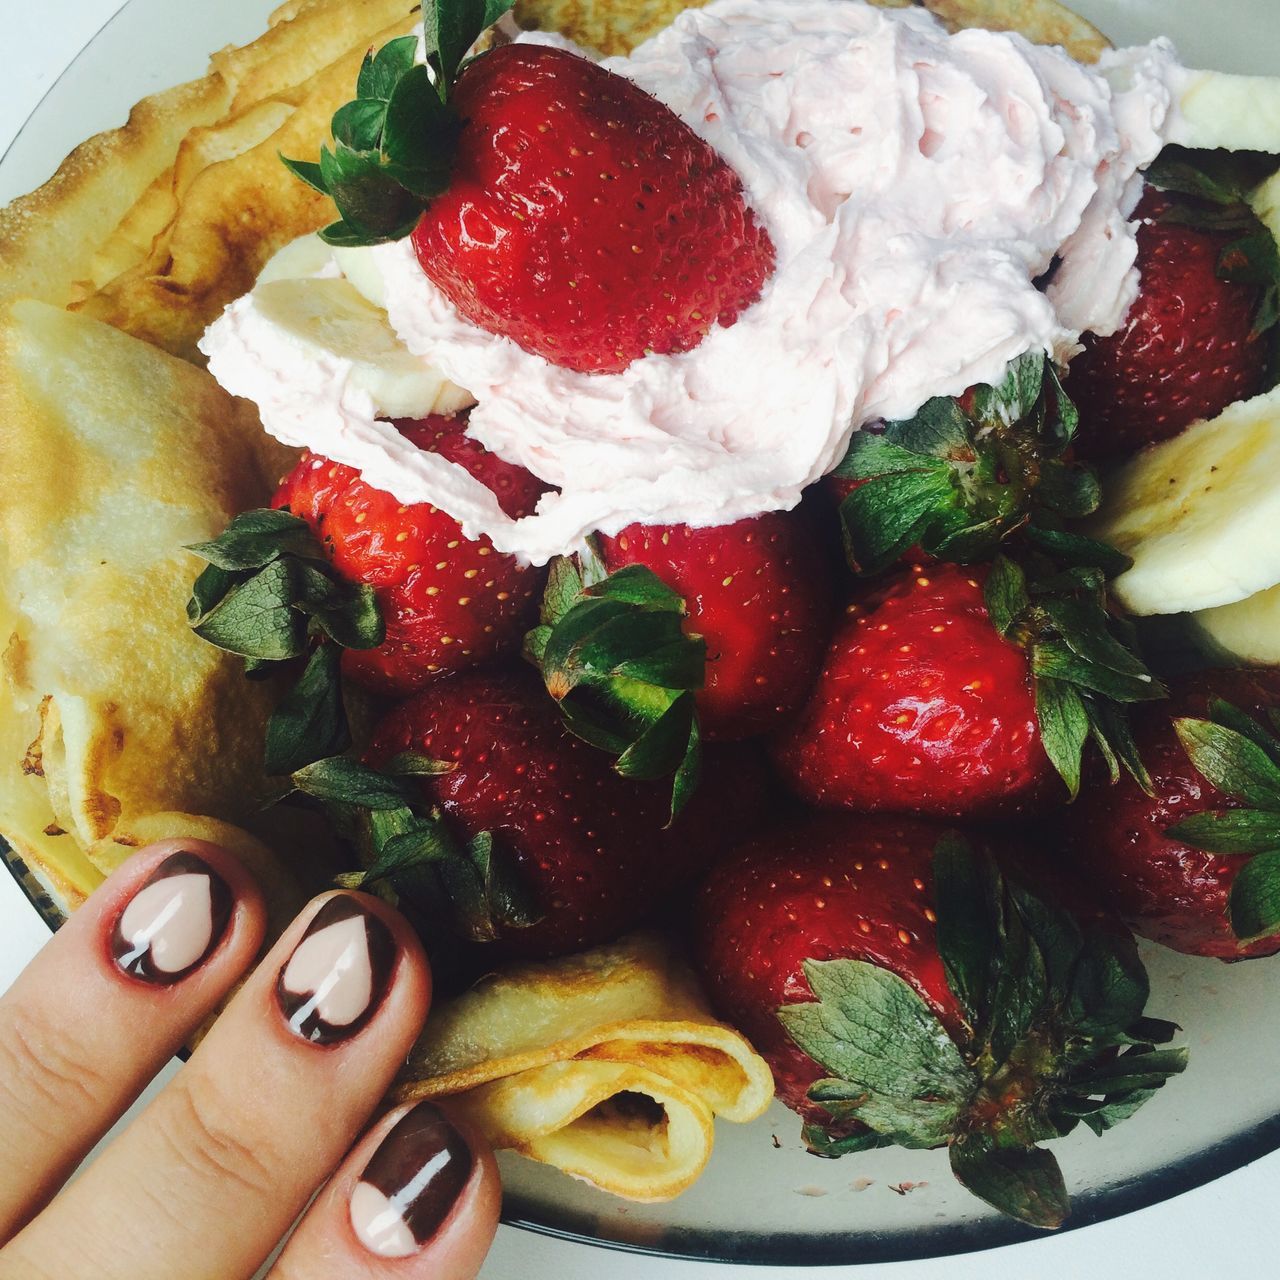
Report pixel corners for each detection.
[6,0,1280,1232]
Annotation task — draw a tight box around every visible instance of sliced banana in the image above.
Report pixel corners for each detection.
[1169,69,1280,153]
[257,232,337,284]
[332,245,387,309]
[250,276,474,419]
[1195,584,1280,665]
[1086,384,1280,616]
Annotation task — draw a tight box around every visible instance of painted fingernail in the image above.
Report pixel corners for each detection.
[275,896,395,1045]
[349,1103,474,1258]
[111,852,233,985]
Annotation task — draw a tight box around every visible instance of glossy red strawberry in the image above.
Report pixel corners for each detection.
[410,44,774,374]
[695,812,961,1116]
[1067,189,1267,460]
[693,816,1185,1229]
[368,670,772,957]
[273,415,546,696]
[1064,667,1280,959]
[772,562,1058,819]
[598,513,834,739]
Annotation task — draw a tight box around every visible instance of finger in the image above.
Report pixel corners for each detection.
[1,891,430,1280]
[269,1101,500,1280]
[0,839,265,1242]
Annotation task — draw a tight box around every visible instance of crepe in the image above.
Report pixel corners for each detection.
[513,0,1109,61]
[0,300,297,909]
[395,934,774,1201]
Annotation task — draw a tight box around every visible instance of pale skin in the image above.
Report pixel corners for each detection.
[0,840,501,1279]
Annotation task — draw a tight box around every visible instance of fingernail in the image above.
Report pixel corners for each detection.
[275,896,395,1045]
[349,1103,474,1258]
[111,852,233,985]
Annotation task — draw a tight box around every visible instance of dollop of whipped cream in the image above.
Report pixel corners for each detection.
[202,0,1181,565]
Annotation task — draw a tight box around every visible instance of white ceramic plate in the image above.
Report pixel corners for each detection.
[4,0,1280,1264]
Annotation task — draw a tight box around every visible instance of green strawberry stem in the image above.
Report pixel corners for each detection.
[834,351,1166,797]
[1166,700,1280,941]
[185,508,384,774]
[281,2,514,246]
[524,551,706,821]
[779,834,1187,1230]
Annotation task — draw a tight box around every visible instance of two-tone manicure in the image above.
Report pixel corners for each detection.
[111,852,233,985]
[275,896,396,1045]
[349,1103,474,1258]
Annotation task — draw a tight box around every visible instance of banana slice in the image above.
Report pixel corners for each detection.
[1195,584,1280,665]
[332,245,387,309]
[1086,384,1280,616]
[257,232,337,284]
[1168,69,1280,154]
[250,275,474,419]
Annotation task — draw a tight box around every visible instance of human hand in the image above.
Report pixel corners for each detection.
[0,840,500,1279]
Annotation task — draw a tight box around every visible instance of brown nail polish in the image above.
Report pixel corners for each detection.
[275,896,395,1045]
[111,852,233,985]
[349,1103,474,1258]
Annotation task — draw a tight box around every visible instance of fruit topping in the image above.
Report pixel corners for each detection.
[694,815,1185,1228]
[1065,666,1280,958]
[1068,168,1274,460]
[367,669,773,957]
[284,13,774,373]
[273,414,548,695]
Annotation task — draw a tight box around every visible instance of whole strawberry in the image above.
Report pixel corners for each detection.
[287,23,773,374]
[772,563,1059,819]
[1068,188,1267,460]
[367,670,771,957]
[273,415,546,695]
[1064,667,1280,959]
[598,513,834,739]
[694,816,1186,1229]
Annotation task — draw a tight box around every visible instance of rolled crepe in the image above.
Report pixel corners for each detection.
[395,934,774,1202]
[0,300,296,909]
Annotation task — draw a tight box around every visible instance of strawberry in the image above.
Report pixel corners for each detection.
[273,414,546,695]
[1067,187,1268,460]
[693,816,1186,1229]
[597,513,834,739]
[772,563,1058,819]
[286,24,773,374]
[1064,667,1280,959]
[367,669,772,957]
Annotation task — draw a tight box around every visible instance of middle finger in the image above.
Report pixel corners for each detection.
[3,891,431,1280]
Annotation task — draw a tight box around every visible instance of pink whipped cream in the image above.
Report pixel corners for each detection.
[202,0,1182,565]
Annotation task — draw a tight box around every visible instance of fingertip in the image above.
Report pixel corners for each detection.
[273,1100,500,1280]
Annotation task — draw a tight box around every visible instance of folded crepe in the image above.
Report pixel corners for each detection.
[395,933,774,1202]
[0,299,302,916]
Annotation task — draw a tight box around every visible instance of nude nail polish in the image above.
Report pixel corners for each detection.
[111,852,233,985]
[275,896,395,1045]
[349,1103,474,1258]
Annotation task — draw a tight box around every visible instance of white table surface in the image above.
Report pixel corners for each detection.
[2,3,1279,1276]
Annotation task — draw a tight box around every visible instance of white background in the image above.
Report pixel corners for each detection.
[2,2,1279,1276]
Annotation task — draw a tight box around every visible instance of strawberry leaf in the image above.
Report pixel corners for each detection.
[949,1136,1069,1230]
[1168,808,1280,854]
[779,959,974,1135]
[263,642,350,775]
[1228,848,1280,942]
[1173,716,1280,808]
[1035,677,1090,800]
[299,752,541,942]
[527,558,706,816]
[932,833,1000,1034]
